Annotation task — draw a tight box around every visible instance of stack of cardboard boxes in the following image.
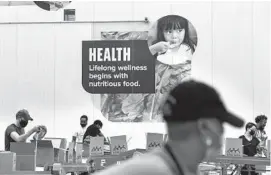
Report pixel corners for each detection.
[10,142,36,171]
[0,151,16,173]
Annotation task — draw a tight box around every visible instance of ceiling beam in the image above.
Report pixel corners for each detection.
[0,1,35,6]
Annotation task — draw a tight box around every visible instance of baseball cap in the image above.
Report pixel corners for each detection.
[163,80,244,127]
[16,109,33,121]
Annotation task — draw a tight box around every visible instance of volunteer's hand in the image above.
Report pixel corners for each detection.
[31,126,41,133]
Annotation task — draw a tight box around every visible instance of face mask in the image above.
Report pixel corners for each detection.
[19,119,28,128]
[81,123,87,128]
[250,130,255,135]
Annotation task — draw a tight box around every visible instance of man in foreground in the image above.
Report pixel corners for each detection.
[94,80,244,175]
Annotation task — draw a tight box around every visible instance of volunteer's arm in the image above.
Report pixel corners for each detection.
[98,132,104,137]
[10,126,39,142]
[83,127,90,142]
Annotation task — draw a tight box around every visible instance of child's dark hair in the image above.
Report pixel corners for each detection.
[255,115,267,123]
[245,122,256,131]
[156,15,196,53]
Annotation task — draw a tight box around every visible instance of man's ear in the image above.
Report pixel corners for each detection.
[198,119,215,136]
[197,119,213,147]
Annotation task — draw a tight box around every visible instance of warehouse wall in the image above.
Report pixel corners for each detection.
[0,1,270,150]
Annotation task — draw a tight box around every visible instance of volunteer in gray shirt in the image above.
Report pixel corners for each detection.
[5,109,40,151]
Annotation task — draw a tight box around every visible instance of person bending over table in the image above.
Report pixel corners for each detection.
[83,120,105,144]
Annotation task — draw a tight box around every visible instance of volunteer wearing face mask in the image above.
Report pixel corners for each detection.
[93,80,244,175]
[238,122,260,175]
[73,115,88,143]
[4,109,40,151]
[239,122,259,157]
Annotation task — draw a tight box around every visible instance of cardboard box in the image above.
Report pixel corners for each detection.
[110,135,127,155]
[54,148,67,163]
[225,138,243,157]
[44,137,67,149]
[82,139,110,158]
[10,142,36,171]
[82,143,90,158]
[146,133,164,151]
[89,137,104,156]
[68,142,75,163]
[0,152,16,173]
[31,140,54,167]
[76,143,83,163]
[42,138,67,164]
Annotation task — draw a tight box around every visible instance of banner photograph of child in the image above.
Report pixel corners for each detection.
[100,15,198,122]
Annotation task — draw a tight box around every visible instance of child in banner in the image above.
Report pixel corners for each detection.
[149,15,195,65]
[122,15,197,121]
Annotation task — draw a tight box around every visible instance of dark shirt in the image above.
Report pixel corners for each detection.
[239,135,260,157]
[5,124,25,151]
[83,124,101,142]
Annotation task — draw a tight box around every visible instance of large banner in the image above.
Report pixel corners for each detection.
[99,31,153,122]
[82,15,198,123]
[82,39,155,94]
